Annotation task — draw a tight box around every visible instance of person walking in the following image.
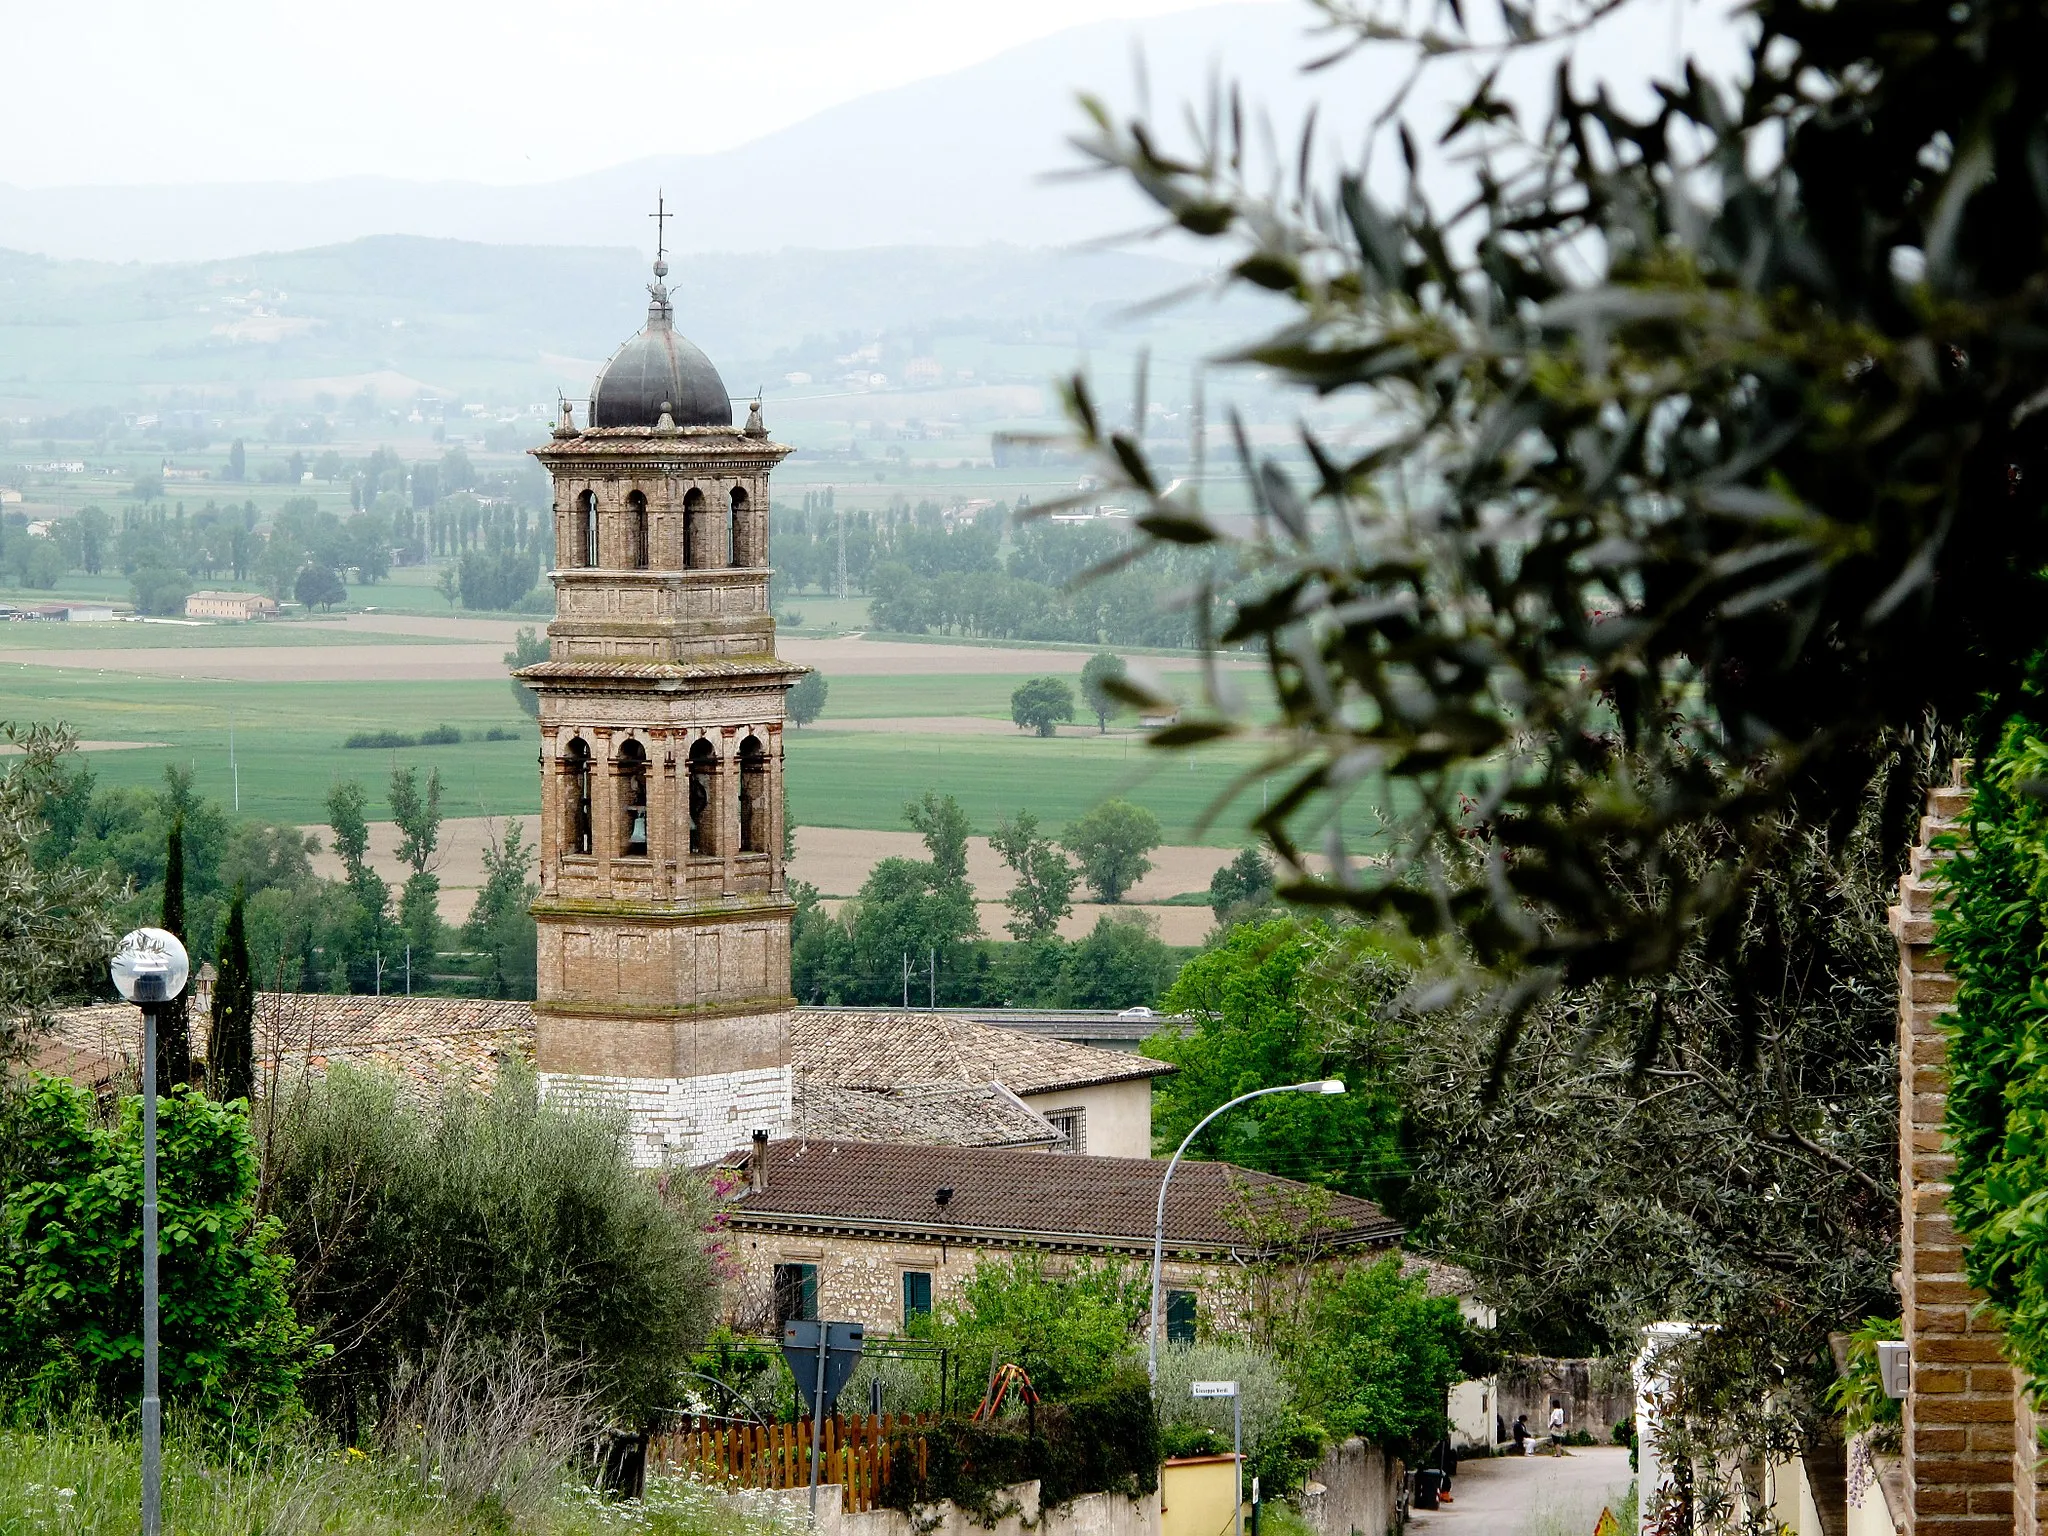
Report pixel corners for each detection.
[1547,1399,1568,1455]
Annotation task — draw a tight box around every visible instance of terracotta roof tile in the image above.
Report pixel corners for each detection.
[725,1137,1401,1256]
[790,1010,1173,1097]
[795,1081,1062,1148]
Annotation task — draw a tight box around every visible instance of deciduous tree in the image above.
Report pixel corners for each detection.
[1079,652,1126,734]
[1010,677,1075,738]
[1062,799,1161,903]
[990,809,1077,940]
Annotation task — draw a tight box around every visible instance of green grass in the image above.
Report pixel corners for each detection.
[785,727,1304,845]
[0,1422,797,1536]
[0,668,535,823]
[0,664,1316,841]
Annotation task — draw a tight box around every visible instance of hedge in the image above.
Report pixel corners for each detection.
[1936,724,2048,1387]
[877,1370,1159,1521]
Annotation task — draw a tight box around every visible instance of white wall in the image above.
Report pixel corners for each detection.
[1020,1078,1155,1159]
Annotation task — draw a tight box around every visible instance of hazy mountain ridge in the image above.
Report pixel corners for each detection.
[0,237,1258,409]
[0,5,1340,264]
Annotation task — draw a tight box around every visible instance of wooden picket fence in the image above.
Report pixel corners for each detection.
[650,1414,934,1512]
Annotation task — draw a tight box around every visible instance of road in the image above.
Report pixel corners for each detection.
[1408,1446,1634,1536]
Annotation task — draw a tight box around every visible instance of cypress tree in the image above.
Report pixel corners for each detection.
[209,886,256,1104]
[157,813,193,1086]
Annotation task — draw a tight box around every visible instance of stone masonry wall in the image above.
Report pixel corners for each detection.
[539,1065,791,1168]
[720,1227,1250,1342]
[1893,778,2019,1534]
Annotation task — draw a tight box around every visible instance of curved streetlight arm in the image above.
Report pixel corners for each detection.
[1147,1079,1344,1384]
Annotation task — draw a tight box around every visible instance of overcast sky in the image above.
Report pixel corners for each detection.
[2,0,1290,188]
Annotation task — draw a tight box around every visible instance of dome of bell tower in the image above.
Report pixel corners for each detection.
[588,256,732,429]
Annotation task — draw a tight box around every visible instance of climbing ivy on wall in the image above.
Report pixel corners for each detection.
[1937,724,2048,1387]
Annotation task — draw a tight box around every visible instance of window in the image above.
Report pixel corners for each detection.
[563,737,592,855]
[774,1263,817,1327]
[616,738,648,856]
[688,737,716,855]
[1166,1290,1197,1346]
[626,489,648,570]
[902,1271,932,1323]
[738,735,768,853]
[1044,1108,1086,1154]
[683,487,706,569]
[729,485,749,567]
[577,489,598,568]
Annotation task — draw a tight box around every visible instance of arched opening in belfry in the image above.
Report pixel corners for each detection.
[683,487,706,570]
[688,737,716,855]
[577,489,598,568]
[738,735,768,853]
[564,737,593,855]
[616,738,649,856]
[626,490,649,570]
[729,486,749,567]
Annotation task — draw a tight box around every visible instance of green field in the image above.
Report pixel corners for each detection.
[0,621,462,650]
[0,662,1306,842]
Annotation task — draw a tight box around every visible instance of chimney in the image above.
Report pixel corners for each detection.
[751,1129,769,1194]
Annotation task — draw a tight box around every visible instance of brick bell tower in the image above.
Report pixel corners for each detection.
[518,229,802,1164]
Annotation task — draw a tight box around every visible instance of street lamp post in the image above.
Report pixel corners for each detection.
[111,928,191,1536]
[1147,1079,1346,1383]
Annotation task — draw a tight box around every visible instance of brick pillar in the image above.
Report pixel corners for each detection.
[1893,777,2016,1533]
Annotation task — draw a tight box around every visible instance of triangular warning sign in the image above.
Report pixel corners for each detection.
[1592,1509,1624,1536]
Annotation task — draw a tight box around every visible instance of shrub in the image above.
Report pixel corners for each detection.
[0,1076,319,1426]
[1155,1340,1319,1493]
[922,1254,1146,1400]
[262,1063,715,1431]
[1287,1256,1465,1457]
[880,1369,1159,1518]
[418,724,461,746]
[343,730,415,749]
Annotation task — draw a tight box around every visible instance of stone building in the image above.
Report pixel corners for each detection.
[713,1136,1405,1340]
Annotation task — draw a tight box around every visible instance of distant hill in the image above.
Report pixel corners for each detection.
[0,4,1360,264]
[0,237,1275,411]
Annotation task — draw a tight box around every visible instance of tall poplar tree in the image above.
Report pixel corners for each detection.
[208,887,256,1104]
[157,813,192,1086]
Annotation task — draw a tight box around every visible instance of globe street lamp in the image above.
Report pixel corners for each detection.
[1147,1079,1346,1384]
[111,927,190,1536]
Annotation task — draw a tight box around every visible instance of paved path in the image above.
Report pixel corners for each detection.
[1408,1446,1633,1536]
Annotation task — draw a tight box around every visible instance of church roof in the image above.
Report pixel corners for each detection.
[588,257,730,430]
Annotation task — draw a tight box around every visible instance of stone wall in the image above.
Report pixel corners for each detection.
[1893,778,2019,1534]
[1496,1358,1632,1444]
[540,1064,791,1168]
[721,1226,1248,1341]
[809,1478,1158,1536]
[1298,1437,1399,1536]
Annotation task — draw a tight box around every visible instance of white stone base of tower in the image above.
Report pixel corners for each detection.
[539,1065,793,1168]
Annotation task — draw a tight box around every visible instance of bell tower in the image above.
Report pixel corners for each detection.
[519,238,802,1163]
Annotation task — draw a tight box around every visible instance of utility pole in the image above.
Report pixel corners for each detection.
[927,945,936,1008]
[901,951,910,1009]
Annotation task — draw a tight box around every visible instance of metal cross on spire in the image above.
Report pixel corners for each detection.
[649,191,669,263]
